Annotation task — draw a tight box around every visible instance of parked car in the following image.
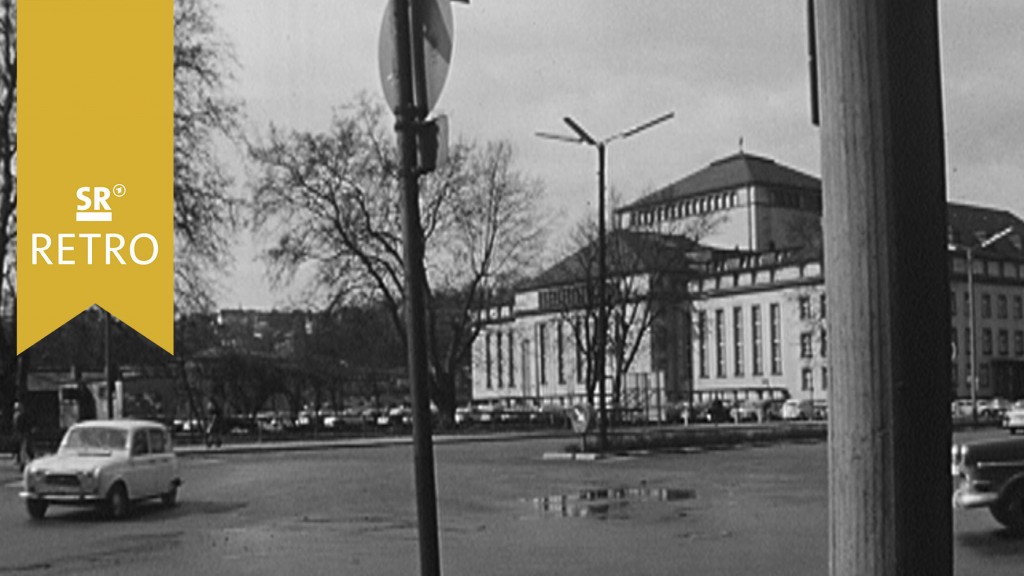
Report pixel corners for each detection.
[696,399,731,423]
[952,435,1024,532]
[20,419,181,520]
[731,398,786,423]
[982,397,1012,419]
[951,398,975,418]
[780,398,815,421]
[1002,400,1024,434]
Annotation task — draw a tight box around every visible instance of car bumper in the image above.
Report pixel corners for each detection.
[952,483,999,509]
[19,491,105,504]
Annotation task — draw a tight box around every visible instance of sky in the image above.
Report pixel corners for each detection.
[212,0,1024,310]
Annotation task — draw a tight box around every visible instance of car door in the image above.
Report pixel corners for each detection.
[128,429,157,498]
[146,427,176,494]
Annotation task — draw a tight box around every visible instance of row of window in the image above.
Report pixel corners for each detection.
[951,327,1024,359]
[482,321,582,391]
[698,303,786,380]
[951,291,1024,320]
[632,191,741,227]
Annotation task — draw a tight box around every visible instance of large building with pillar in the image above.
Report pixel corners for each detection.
[471,151,1024,413]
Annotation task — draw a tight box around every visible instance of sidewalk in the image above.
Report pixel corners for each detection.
[172,429,571,456]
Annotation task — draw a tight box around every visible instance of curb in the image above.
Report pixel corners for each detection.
[174,430,572,457]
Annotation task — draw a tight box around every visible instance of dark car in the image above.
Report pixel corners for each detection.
[696,399,731,423]
[952,436,1024,531]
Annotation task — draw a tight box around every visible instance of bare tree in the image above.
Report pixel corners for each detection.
[249,96,548,423]
[0,0,15,428]
[174,0,242,311]
[550,219,698,411]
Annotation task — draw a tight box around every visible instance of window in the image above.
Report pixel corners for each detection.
[801,368,813,391]
[1015,295,1023,320]
[484,333,492,389]
[496,332,503,388]
[982,328,992,356]
[820,328,828,357]
[715,310,726,378]
[132,430,150,456]
[538,324,547,385]
[820,294,827,319]
[981,364,991,390]
[557,322,565,385]
[751,305,763,375]
[998,295,1008,319]
[964,292,970,317]
[800,332,814,359]
[699,311,709,378]
[982,294,991,318]
[507,332,515,388]
[733,307,744,376]
[149,429,166,454]
[1016,331,1024,357]
[799,296,811,320]
[770,304,782,375]
[575,325,584,382]
[821,367,829,391]
[999,330,1009,356]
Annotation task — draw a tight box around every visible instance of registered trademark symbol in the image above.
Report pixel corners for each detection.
[113,184,127,198]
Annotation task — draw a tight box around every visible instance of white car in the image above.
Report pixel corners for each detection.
[1002,400,1024,434]
[20,419,181,520]
[780,399,815,421]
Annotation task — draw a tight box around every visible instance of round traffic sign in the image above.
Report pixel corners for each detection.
[570,403,594,435]
[379,0,454,114]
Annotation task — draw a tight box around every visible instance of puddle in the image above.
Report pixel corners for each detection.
[524,486,695,520]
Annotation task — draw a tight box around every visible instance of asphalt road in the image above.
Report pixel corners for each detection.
[0,430,1020,575]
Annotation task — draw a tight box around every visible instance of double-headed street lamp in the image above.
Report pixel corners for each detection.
[950,225,1014,423]
[537,111,674,450]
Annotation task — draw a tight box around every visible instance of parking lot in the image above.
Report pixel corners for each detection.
[1,426,1022,575]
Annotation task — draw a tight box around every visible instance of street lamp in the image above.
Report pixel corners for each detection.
[537,111,674,450]
[951,225,1014,423]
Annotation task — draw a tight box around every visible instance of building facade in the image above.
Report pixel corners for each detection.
[471,151,1024,412]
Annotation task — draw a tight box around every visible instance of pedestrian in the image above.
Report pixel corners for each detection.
[12,401,35,471]
[206,400,223,448]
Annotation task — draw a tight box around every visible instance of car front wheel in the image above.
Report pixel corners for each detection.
[26,499,48,520]
[106,483,131,520]
[990,484,1024,533]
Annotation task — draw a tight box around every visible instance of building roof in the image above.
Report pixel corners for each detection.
[948,202,1024,259]
[621,151,820,211]
[518,230,707,291]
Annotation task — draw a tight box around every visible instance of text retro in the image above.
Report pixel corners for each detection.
[31,233,159,266]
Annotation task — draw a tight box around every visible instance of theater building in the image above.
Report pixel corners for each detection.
[471,151,1024,413]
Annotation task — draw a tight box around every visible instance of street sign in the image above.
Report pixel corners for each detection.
[570,403,594,435]
[379,0,454,114]
[419,114,449,173]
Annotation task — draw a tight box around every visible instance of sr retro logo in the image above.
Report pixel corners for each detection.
[30,183,159,266]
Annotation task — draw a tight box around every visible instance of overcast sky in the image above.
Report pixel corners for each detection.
[214,0,1024,309]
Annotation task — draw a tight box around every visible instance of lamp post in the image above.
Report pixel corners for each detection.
[954,225,1014,423]
[537,111,673,450]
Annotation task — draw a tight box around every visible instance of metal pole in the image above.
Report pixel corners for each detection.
[818,1,952,575]
[392,1,441,574]
[105,310,114,419]
[967,247,978,423]
[595,142,608,451]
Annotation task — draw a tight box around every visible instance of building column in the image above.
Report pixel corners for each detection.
[818,1,952,575]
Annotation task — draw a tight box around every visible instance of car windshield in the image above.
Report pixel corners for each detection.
[61,427,129,452]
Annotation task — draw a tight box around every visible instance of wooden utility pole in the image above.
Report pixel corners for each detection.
[816,2,952,575]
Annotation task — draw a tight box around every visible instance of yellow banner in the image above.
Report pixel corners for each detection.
[17,0,173,354]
